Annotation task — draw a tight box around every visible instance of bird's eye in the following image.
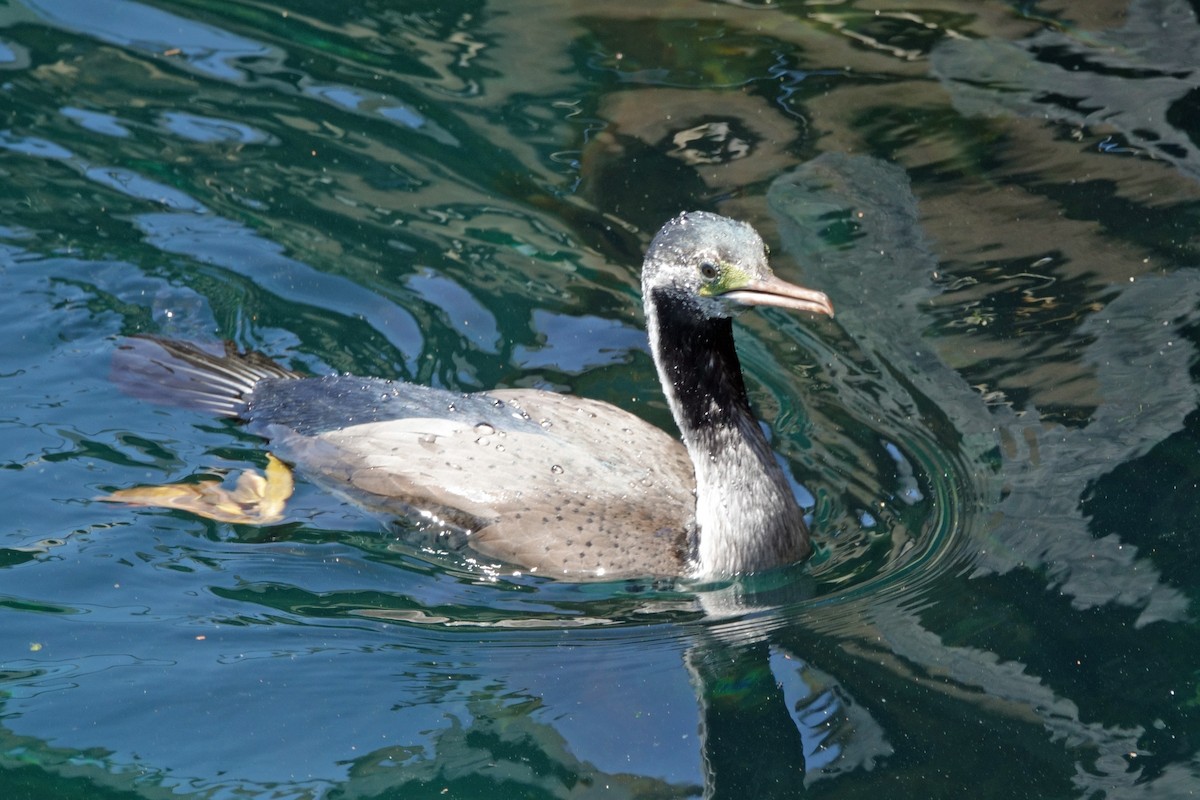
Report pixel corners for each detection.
[699,262,719,280]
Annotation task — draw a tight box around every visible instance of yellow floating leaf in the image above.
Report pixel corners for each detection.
[99,454,294,525]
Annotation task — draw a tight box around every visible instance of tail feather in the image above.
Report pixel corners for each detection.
[111,337,302,418]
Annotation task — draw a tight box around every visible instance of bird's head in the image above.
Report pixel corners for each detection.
[642,211,834,320]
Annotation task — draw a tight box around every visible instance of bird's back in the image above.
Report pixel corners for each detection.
[246,378,697,578]
[113,338,698,578]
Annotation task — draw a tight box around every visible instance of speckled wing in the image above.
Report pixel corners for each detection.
[261,388,697,580]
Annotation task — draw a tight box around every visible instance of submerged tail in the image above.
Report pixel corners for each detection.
[111,337,303,418]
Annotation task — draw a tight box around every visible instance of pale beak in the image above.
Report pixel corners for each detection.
[724,275,834,317]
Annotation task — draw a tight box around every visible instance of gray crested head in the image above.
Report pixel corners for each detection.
[641,211,834,322]
[641,211,773,321]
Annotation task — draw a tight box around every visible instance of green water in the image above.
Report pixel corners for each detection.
[2,0,1200,797]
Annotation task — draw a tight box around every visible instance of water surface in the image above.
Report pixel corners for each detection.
[2,0,1200,797]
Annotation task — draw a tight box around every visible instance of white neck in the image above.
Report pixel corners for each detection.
[644,289,810,578]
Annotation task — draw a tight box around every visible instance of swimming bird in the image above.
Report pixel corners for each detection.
[107,211,833,580]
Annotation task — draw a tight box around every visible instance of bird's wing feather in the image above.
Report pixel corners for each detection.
[267,390,697,578]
